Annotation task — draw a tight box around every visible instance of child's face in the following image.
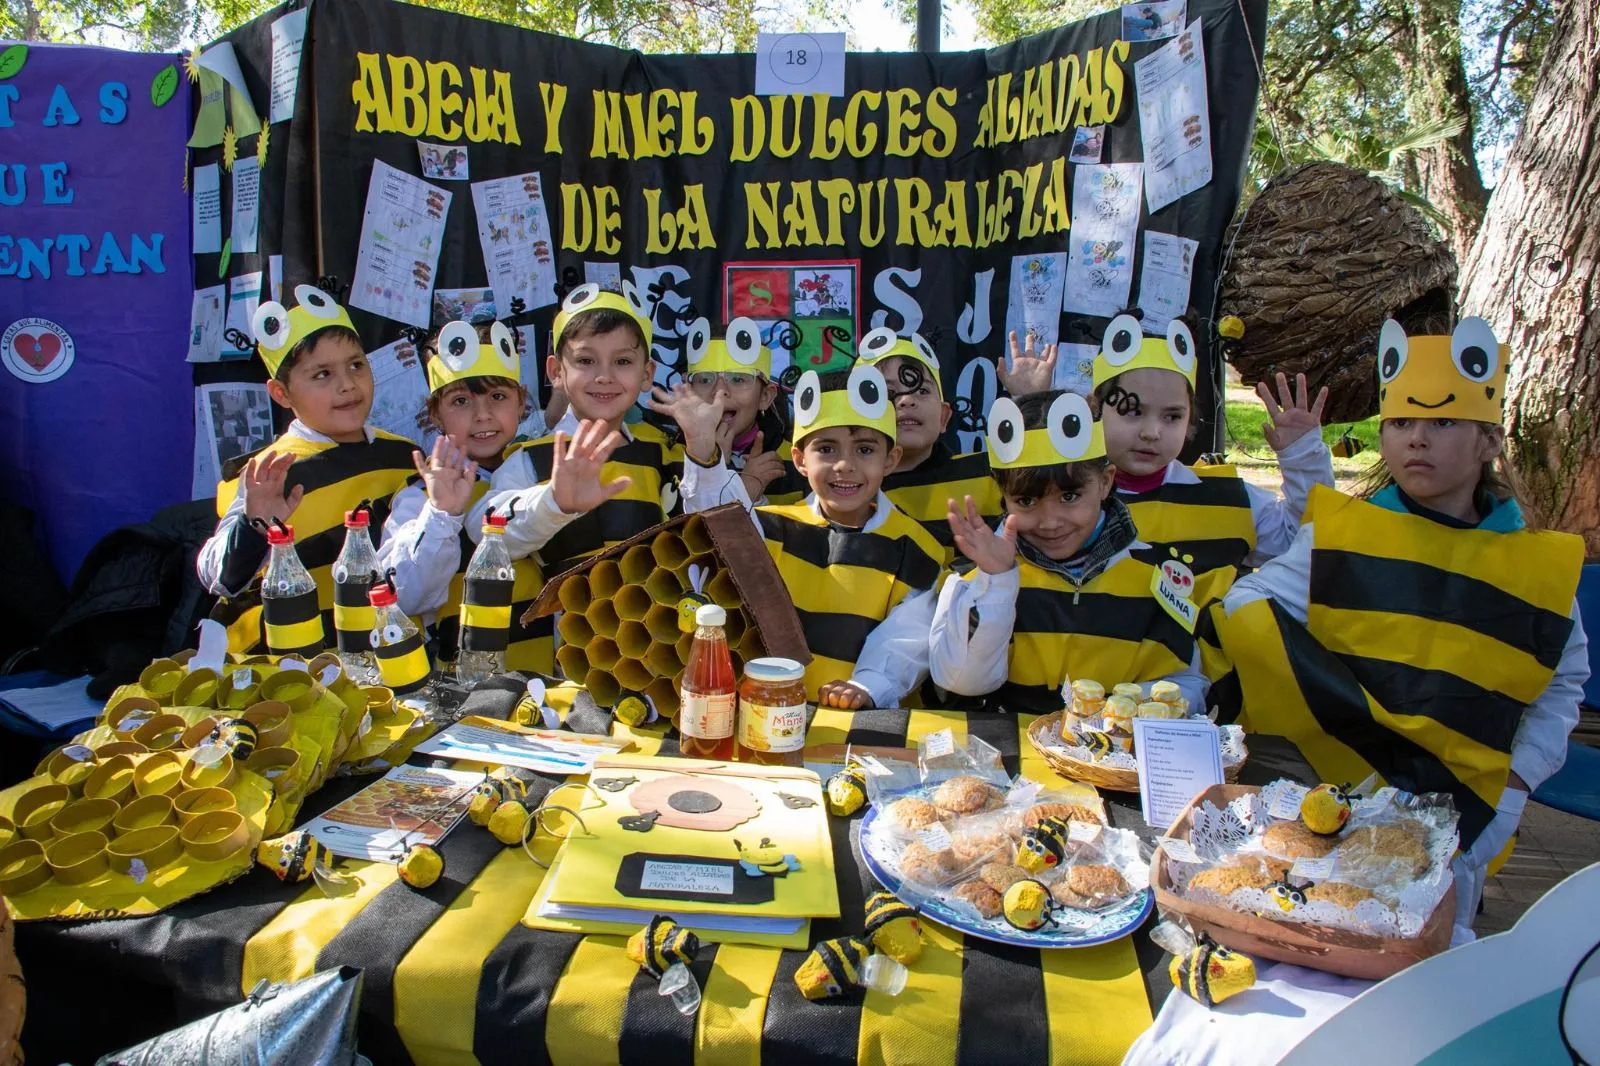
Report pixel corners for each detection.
[434,382,526,466]
[1380,418,1499,508]
[547,326,652,426]
[881,355,950,459]
[1003,468,1114,560]
[792,426,902,528]
[1100,367,1191,477]
[268,333,372,444]
[687,370,777,441]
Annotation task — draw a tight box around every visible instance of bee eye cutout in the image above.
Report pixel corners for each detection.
[726,316,763,365]
[489,321,517,369]
[794,370,823,428]
[846,363,889,421]
[1046,392,1096,459]
[1451,316,1500,383]
[252,301,292,350]
[1166,319,1197,374]
[912,333,937,365]
[382,624,405,644]
[294,285,342,320]
[685,317,712,366]
[437,321,479,370]
[562,283,600,313]
[1377,319,1409,383]
[622,279,649,319]
[859,326,898,359]
[987,397,1026,464]
[1101,313,1144,366]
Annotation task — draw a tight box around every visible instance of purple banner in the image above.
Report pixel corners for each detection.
[0,43,193,582]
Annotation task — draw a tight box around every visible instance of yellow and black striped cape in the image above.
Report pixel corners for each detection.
[757,501,945,700]
[883,446,1003,564]
[216,431,418,654]
[983,554,1196,713]
[121,710,1152,1066]
[428,480,553,675]
[1218,485,1583,845]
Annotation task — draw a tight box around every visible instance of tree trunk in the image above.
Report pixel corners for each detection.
[1402,0,1491,263]
[1460,0,1600,554]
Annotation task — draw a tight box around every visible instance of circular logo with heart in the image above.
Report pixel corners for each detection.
[3,318,75,384]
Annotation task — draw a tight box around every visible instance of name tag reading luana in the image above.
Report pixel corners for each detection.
[641,860,735,896]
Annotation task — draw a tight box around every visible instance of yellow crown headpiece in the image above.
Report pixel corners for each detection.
[684,316,771,377]
[857,326,943,394]
[987,392,1106,469]
[792,364,898,443]
[426,320,521,394]
[251,284,358,377]
[1376,317,1508,425]
[1092,314,1198,390]
[551,283,654,353]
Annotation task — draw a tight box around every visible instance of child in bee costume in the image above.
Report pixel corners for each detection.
[197,284,417,653]
[685,363,945,707]
[1219,315,1589,937]
[677,316,793,505]
[377,320,551,671]
[930,389,1208,714]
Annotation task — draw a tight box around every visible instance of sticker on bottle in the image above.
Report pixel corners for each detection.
[738,700,807,752]
[679,690,734,739]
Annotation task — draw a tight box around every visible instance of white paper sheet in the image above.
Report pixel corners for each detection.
[269,8,308,124]
[195,41,260,137]
[268,254,283,303]
[366,337,433,449]
[1053,342,1098,397]
[231,156,261,253]
[222,271,262,360]
[1064,163,1142,318]
[470,171,559,315]
[585,261,623,290]
[351,160,452,328]
[0,677,100,732]
[192,163,221,254]
[1136,19,1214,213]
[186,284,226,363]
[515,325,546,440]
[1137,230,1199,331]
[1004,252,1067,349]
[414,720,627,775]
[755,31,846,97]
[1133,716,1224,828]
[1122,0,1186,41]
[193,382,273,499]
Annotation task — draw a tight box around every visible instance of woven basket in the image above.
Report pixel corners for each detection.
[0,899,22,1066]
[1150,784,1454,980]
[1026,712,1244,793]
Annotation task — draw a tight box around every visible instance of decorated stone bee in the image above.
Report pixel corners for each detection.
[1267,878,1308,913]
[1078,730,1116,759]
[627,914,700,977]
[1300,783,1353,835]
[863,891,923,964]
[734,837,800,877]
[397,843,444,889]
[613,691,658,729]
[824,764,868,817]
[488,800,531,846]
[256,830,331,884]
[794,936,869,1000]
[1015,816,1072,875]
[1170,933,1256,1007]
[1001,879,1056,932]
[677,564,712,633]
[468,774,528,827]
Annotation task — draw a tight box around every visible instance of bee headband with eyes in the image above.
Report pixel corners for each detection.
[857,326,943,394]
[1091,314,1198,390]
[987,392,1106,469]
[551,283,654,352]
[1376,317,1507,425]
[684,315,771,377]
[792,364,898,442]
[426,320,521,394]
[251,285,358,377]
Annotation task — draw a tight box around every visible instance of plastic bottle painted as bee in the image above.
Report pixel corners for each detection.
[456,509,515,688]
[331,504,380,683]
[257,519,323,657]
[367,580,433,696]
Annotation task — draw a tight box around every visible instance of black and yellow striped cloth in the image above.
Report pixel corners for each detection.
[12,712,1319,1066]
[882,447,1004,564]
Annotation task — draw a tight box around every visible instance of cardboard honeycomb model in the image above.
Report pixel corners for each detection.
[525,504,810,721]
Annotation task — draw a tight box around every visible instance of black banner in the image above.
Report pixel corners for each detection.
[210,0,1265,453]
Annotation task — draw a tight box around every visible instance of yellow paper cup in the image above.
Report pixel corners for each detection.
[107,696,161,738]
[588,638,622,672]
[616,620,651,660]
[557,611,595,648]
[589,560,623,600]
[650,531,690,572]
[50,798,120,839]
[15,784,71,840]
[113,794,176,834]
[180,810,249,862]
[51,759,96,797]
[46,830,109,885]
[363,686,395,718]
[181,751,237,791]
[83,756,137,805]
[556,645,590,687]
[0,839,49,895]
[172,668,222,709]
[615,657,652,692]
[179,716,223,750]
[259,670,322,713]
[586,599,621,639]
[558,575,592,616]
[619,544,655,586]
[137,659,185,700]
[132,714,188,752]
[244,747,301,788]
[108,824,182,875]
[615,583,652,623]
[243,700,294,747]
[173,787,237,826]
[219,666,262,709]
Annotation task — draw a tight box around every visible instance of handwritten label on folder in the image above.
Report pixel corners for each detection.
[640,860,735,896]
[1133,716,1223,829]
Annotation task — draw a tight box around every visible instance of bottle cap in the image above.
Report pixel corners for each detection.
[344,510,370,528]
[744,657,803,683]
[483,514,509,532]
[367,584,398,608]
[694,604,726,628]
[265,523,296,546]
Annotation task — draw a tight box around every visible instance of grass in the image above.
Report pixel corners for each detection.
[1221,388,1382,481]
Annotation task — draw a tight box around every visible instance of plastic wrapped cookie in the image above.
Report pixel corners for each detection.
[932,775,1003,815]
[887,797,942,831]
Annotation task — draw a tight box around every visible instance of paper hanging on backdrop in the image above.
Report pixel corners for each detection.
[192,163,221,253]
[193,382,273,498]
[1137,231,1198,331]
[1065,163,1142,318]
[1005,252,1067,349]
[187,285,226,362]
[194,41,261,138]
[418,141,470,181]
[1122,0,1186,41]
[471,171,559,315]
[1137,20,1214,213]
[269,7,308,124]
[231,156,261,252]
[366,337,433,449]
[754,32,846,97]
[350,160,451,328]
[222,272,262,359]
[432,286,497,326]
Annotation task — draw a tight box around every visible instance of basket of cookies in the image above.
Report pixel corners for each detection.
[1027,679,1247,791]
[1150,781,1458,980]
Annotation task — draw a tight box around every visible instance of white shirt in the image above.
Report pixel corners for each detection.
[196,420,378,598]
[375,467,492,620]
[1123,433,1334,567]
[928,546,1209,710]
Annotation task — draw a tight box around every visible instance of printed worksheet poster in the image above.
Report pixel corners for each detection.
[1137,231,1199,331]
[351,160,451,328]
[1064,163,1142,319]
[471,171,559,315]
[365,337,433,449]
[1005,252,1067,349]
[193,382,273,498]
[1136,20,1213,213]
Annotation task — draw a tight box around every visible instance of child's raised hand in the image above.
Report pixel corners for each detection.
[999,330,1058,398]
[241,451,303,526]
[1258,371,1329,451]
[818,680,871,710]
[737,431,786,501]
[647,383,723,465]
[949,495,1018,575]
[412,436,479,516]
[550,419,632,515]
